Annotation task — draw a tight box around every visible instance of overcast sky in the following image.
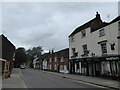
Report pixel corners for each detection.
[1,2,119,52]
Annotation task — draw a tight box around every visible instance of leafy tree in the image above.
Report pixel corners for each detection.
[14,47,27,67]
[26,46,43,68]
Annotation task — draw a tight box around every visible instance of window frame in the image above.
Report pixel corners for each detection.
[54,64,57,70]
[82,44,88,55]
[54,57,57,62]
[71,35,75,42]
[118,22,120,31]
[49,58,52,62]
[101,43,107,54]
[99,28,105,37]
[60,57,64,62]
[81,29,86,38]
[72,48,76,56]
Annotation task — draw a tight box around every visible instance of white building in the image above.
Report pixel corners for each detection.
[69,12,120,79]
[42,59,48,70]
[33,57,38,69]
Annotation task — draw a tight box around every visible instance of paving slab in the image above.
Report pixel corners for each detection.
[2,68,27,88]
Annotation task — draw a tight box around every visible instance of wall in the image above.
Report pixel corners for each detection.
[69,20,119,59]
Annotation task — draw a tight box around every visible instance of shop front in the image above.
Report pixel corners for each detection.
[70,55,120,79]
[100,55,120,79]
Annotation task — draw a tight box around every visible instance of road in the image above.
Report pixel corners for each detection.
[21,69,107,89]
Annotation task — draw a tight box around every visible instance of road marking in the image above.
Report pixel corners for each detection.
[72,79,111,89]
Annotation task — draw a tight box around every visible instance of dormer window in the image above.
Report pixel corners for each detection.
[81,30,86,38]
[99,28,105,37]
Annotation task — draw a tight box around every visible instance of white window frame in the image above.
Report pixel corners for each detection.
[60,57,64,62]
[71,35,75,42]
[54,57,57,62]
[101,43,107,54]
[60,65,63,70]
[81,29,86,38]
[82,44,88,55]
[54,64,57,70]
[72,48,76,56]
[49,65,52,70]
[119,22,120,31]
[49,58,52,62]
[99,28,105,37]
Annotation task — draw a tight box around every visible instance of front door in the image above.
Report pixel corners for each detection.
[95,63,101,77]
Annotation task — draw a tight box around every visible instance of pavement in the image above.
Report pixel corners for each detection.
[2,68,27,88]
[40,70,120,89]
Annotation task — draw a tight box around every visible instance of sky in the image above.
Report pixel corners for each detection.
[1,1,119,52]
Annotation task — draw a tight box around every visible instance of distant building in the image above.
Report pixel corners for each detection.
[0,34,15,73]
[47,48,69,73]
[69,12,120,79]
[40,48,69,73]
[42,53,49,70]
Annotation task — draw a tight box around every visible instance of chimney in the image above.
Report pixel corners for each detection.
[52,49,54,54]
[96,12,101,19]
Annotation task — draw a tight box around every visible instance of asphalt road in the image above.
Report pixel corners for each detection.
[21,69,107,89]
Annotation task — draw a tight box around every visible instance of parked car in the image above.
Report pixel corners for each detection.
[20,65,26,69]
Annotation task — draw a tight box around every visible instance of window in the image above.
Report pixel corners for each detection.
[60,65,63,70]
[72,48,75,55]
[82,45,88,55]
[49,58,52,62]
[71,35,74,42]
[54,64,57,70]
[54,57,57,62]
[99,28,105,37]
[81,30,86,38]
[49,65,52,70]
[101,43,107,53]
[60,57,64,62]
[118,22,120,31]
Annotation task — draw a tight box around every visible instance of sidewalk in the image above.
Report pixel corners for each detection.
[41,70,120,89]
[2,68,27,88]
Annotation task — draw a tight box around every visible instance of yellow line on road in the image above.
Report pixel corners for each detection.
[72,79,113,89]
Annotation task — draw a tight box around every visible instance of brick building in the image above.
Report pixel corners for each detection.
[41,48,69,73]
[0,34,15,73]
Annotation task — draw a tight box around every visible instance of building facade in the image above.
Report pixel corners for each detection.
[41,48,69,73]
[69,12,120,79]
[0,34,15,73]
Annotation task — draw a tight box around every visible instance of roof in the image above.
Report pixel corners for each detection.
[69,12,107,37]
[0,34,15,48]
[91,15,120,31]
[110,15,120,24]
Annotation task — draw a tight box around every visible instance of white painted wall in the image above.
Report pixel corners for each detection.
[33,58,38,68]
[42,59,47,70]
[69,20,119,59]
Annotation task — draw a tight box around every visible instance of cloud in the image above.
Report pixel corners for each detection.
[2,2,118,51]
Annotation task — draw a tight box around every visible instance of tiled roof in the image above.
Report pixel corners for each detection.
[110,15,120,24]
[69,12,107,37]
[0,34,15,48]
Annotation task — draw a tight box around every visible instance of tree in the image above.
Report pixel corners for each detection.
[26,46,43,68]
[14,47,27,68]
